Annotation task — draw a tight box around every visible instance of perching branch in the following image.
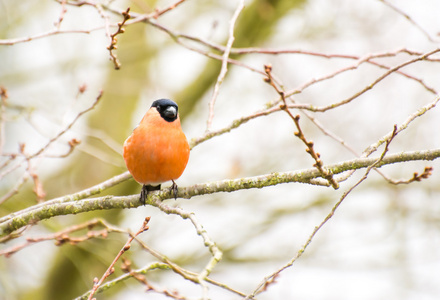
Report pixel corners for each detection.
[0,148,438,238]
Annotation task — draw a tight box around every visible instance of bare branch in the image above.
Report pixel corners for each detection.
[362,93,440,157]
[121,258,188,300]
[87,217,150,300]
[0,171,132,225]
[153,201,223,297]
[153,0,188,19]
[206,0,245,131]
[0,86,9,154]
[378,0,437,42]
[286,48,440,112]
[385,166,433,185]
[107,8,131,69]
[74,262,171,300]
[0,218,124,257]
[264,64,339,189]
[1,148,439,238]
[247,125,400,298]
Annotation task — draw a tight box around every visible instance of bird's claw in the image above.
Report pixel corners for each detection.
[170,180,178,200]
[139,184,161,205]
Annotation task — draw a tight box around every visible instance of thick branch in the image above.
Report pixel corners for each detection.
[0,171,131,224]
[0,149,438,237]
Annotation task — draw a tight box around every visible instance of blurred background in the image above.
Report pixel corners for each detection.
[1,0,440,299]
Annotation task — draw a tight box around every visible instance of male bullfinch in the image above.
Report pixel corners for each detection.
[123,99,190,203]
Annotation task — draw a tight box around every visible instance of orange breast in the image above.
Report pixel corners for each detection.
[123,109,190,185]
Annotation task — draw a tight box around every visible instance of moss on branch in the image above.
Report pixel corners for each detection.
[0,149,439,237]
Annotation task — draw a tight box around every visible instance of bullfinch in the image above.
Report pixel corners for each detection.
[123,99,190,203]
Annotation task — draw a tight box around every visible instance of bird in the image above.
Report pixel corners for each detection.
[123,99,190,204]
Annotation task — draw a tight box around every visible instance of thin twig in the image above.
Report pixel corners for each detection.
[0,26,107,45]
[122,258,188,300]
[384,166,433,185]
[206,0,245,131]
[378,0,437,42]
[285,48,440,112]
[107,8,131,69]
[362,93,440,157]
[34,90,102,159]
[87,217,150,300]
[74,262,171,300]
[0,91,103,206]
[54,0,68,28]
[0,172,30,205]
[190,105,282,148]
[153,0,187,19]
[135,236,247,298]
[247,126,400,298]
[0,86,9,155]
[264,64,339,189]
[226,47,438,95]
[0,90,102,181]
[153,201,223,298]
[0,218,124,257]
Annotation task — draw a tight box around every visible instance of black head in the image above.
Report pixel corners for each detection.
[151,99,179,122]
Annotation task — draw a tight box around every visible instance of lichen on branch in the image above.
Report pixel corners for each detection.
[0,148,438,238]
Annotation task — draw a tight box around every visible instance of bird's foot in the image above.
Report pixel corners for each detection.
[170,180,178,200]
[139,184,161,205]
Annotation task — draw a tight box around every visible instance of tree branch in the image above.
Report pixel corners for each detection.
[247,125,400,298]
[206,0,244,131]
[0,149,438,238]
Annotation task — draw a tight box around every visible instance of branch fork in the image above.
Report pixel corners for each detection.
[264,64,339,189]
